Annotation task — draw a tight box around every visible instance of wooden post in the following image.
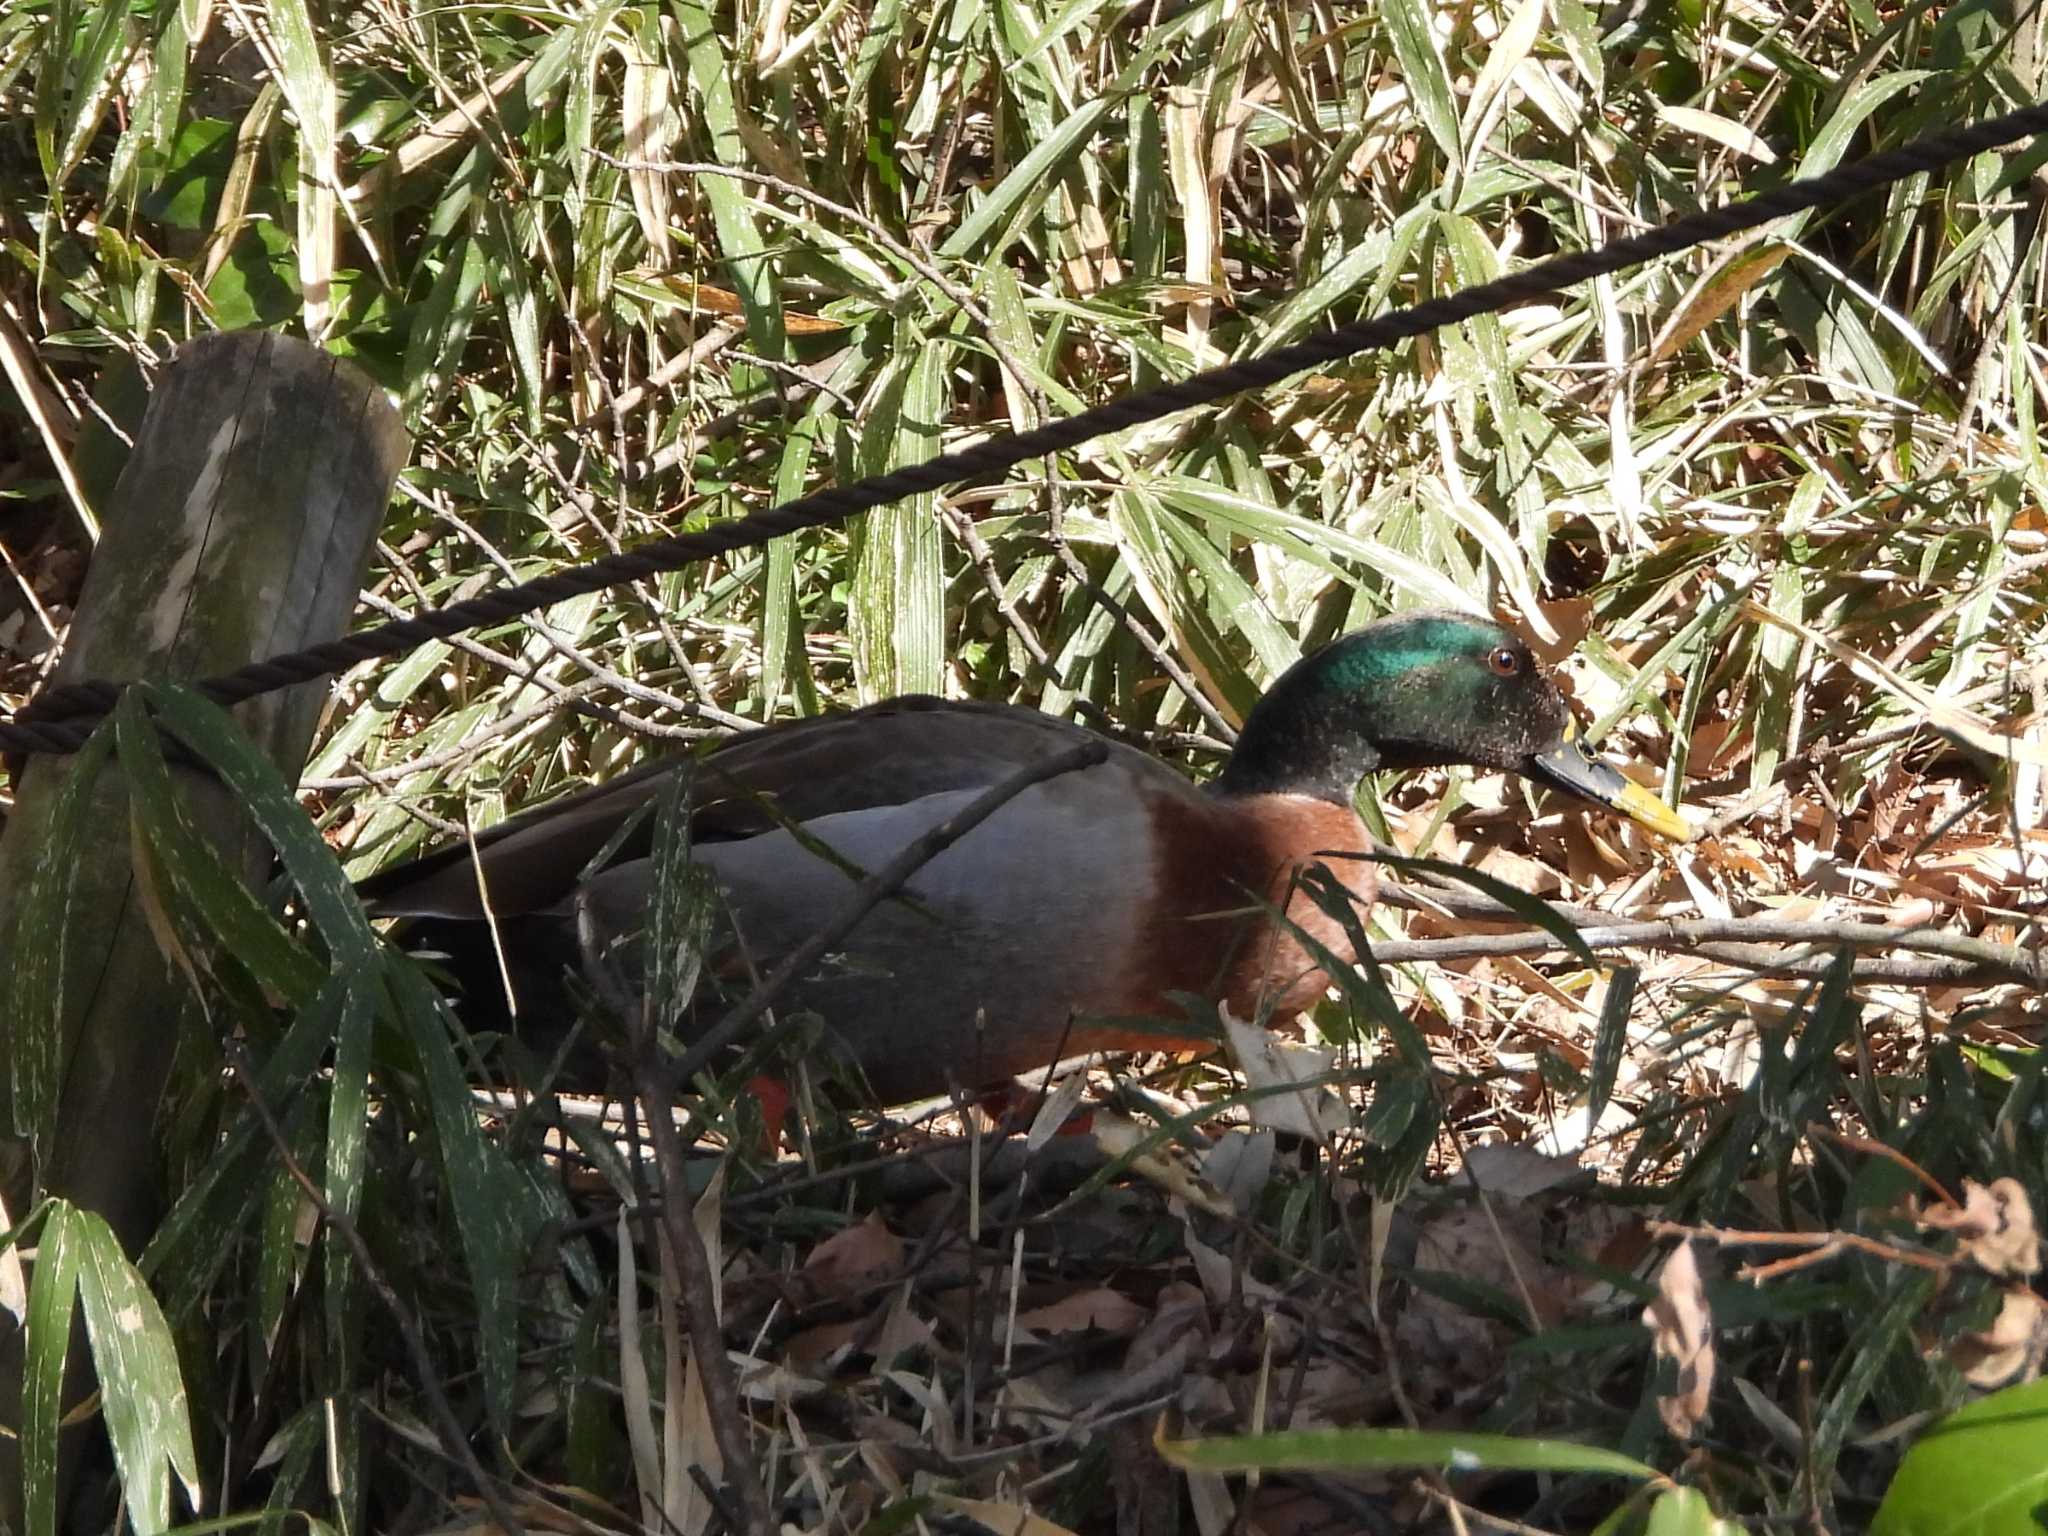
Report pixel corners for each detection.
[0,331,404,1519]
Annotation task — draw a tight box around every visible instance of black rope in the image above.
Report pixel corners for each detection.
[11,95,2048,758]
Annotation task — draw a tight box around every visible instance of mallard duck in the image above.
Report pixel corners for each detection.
[358,611,1686,1102]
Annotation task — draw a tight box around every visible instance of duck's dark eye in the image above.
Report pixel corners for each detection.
[1487,646,1522,677]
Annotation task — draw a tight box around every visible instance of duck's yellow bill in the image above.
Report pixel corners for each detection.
[1529,737,1693,842]
[1606,777,1694,841]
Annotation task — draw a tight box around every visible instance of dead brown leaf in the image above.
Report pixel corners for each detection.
[1946,1288,2048,1388]
[1642,1240,1714,1439]
[1513,596,1594,665]
[1916,1178,2041,1278]
[1682,718,1753,779]
[1475,843,1565,898]
[1015,1287,1148,1337]
[803,1210,905,1297]
[1393,1201,1561,1398]
[779,1319,859,1372]
[1220,1006,1350,1146]
[1461,1142,1583,1200]
[626,274,848,334]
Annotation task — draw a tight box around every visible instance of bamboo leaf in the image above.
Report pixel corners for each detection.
[1158,1423,1656,1478]
[3,721,116,1158]
[75,1205,202,1533]
[1381,0,1460,168]
[849,337,947,700]
[937,97,1116,260]
[22,1201,79,1536]
[1872,1376,2048,1536]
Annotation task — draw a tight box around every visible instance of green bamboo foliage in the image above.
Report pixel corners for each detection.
[3,0,2021,830]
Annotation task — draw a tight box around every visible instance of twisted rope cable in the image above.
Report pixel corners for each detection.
[10,95,2048,758]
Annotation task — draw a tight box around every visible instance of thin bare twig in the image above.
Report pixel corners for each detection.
[1646,1218,1955,1280]
[626,1061,776,1536]
[600,154,1003,335]
[418,494,754,732]
[591,320,745,425]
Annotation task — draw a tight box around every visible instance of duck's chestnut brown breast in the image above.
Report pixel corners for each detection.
[1129,791,1376,1022]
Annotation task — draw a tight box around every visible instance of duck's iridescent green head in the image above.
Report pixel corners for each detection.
[1216,610,1689,839]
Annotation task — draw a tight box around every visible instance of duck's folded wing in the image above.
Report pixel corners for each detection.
[355,697,1160,921]
[354,751,681,919]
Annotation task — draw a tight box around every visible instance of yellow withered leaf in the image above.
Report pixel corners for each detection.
[1649,241,1791,363]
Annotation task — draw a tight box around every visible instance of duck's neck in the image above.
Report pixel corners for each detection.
[1212,652,1386,805]
[1212,735,1373,804]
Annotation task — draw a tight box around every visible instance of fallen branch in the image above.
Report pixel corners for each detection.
[1374,882,2045,988]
